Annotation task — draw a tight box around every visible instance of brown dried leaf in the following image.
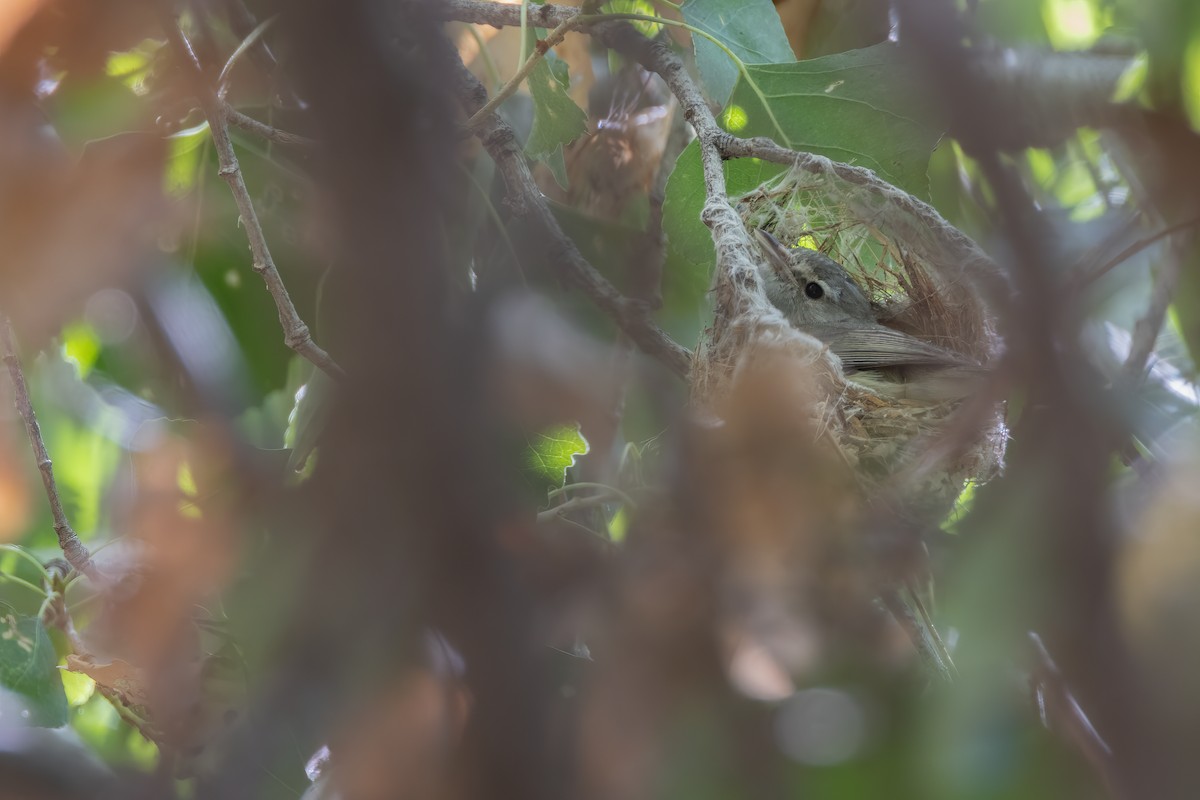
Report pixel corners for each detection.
[65,653,150,709]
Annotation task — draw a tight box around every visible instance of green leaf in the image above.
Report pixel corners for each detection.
[681,0,796,106]
[662,44,942,287]
[728,44,941,198]
[0,611,69,727]
[523,36,587,164]
[522,425,590,496]
[662,144,786,301]
[239,355,311,451]
[165,121,210,196]
[50,74,146,149]
[1171,247,1200,378]
[286,366,335,473]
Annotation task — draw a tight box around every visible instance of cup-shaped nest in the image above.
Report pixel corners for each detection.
[700,168,1007,522]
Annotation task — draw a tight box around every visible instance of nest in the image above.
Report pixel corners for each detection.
[698,168,1007,521]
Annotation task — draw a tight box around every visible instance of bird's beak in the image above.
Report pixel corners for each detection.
[752,228,793,280]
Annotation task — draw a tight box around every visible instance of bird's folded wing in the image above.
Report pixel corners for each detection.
[825,326,977,371]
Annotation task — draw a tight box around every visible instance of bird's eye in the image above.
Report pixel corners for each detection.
[804,282,824,300]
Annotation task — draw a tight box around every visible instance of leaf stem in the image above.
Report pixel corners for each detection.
[0,544,51,581]
[0,571,48,600]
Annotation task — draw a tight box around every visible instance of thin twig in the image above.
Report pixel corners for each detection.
[0,317,96,579]
[224,103,317,148]
[1123,233,1188,381]
[217,14,277,98]
[450,59,692,378]
[223,0,296,104]
[1072,215,1200,291]
[464,15,580,129]
[1028,632,1119,796]
[162,17,344,380]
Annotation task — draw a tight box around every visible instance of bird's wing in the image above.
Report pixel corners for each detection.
[823,325,977,371]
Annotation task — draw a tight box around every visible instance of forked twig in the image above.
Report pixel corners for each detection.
[162,16,344,380]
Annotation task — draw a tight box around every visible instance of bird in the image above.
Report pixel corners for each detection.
[752,228,985,402]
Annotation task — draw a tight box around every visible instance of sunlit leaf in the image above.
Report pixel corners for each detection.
[1184,35,1200,132]
[36,363,122,538]
[165,121,209,196]
[60,666,95,707]
[0,611,69,727]
[681,0,795,106]
[603,0,661,38]
[1042,0,1104,50]
[522,425,589,496]
[61,323,101,378]
[1112,52,1149,103]
[104,38,164,96]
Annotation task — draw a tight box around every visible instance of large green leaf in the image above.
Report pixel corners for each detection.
[728,44,940,197]
[523,33,587,171]
[681,0,796,106]
[662,44,941,297]
[0,611,69,727]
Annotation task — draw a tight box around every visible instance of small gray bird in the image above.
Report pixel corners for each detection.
[752,229,983,402]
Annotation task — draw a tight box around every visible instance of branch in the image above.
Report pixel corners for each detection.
[0,317,96,579]
[162,17,344,380]
[1072,215,1200,290]
[440,0,576,29]
[439,1,1003,323]
[223,103,317,149]
[440,2,1002,286]
[449,59,692,378]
